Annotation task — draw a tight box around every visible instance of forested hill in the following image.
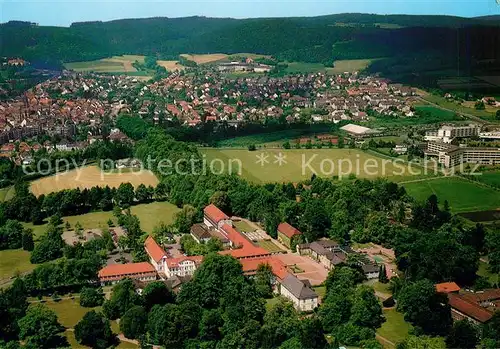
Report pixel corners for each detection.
[2,13,500,85]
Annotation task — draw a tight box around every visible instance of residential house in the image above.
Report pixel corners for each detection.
[280,274,319,312]
[435,282,461,294]
[277,222,302,249]
[361,263,380,280]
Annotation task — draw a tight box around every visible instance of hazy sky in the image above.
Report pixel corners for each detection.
[2,0,500,27]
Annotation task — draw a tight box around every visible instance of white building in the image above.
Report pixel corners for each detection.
[203,204,232,230]
[279,274,319,312]
[425,124,480,143]
[164,256,204,278]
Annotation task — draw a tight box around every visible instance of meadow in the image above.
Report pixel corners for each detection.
[475,171,500,189]
[0,185,15,202]
[418,92,497,121]
[200,148,426,183]
[376,309,412,346]
[0,249,36,281]
[30,165,159,197]
[403,177,500,213]
[64,55,143,73]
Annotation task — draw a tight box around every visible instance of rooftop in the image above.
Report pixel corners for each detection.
[98,262,156,278]
[435,282,460,294]
[277,222,302,239]
[144,236,166,262]
[281,274,318,300]
[204,204,229,224]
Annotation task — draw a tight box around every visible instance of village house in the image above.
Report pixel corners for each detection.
[164,255,204,278]
[144,236,168,273]
[279,274,319,312]
[277,222,302,249]
[190,223,212,243]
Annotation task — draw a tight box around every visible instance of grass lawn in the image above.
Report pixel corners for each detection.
[377,309,412,346]
[366,280,392,296]
[403,177,500,213]
[234,220,255,232]
[313,286,327,299]
[478,260,499,285]
[257,240,285,253]
[201,148,425,183]
[44,298,99,329]
[0,249,36,281]
[285,62,328,74]
[0,186,15,202]
[130,201,180,233]
[476,171,500,189]
[24,201,180,239]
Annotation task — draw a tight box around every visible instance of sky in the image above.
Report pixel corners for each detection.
[1,0,500,27]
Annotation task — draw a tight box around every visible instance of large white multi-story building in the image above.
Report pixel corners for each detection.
[426,142,500,168]
[425,124,480,143]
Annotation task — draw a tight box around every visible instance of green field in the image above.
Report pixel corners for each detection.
[24,201,180,239]
[403,177,500,212]
[201,148,426,183]
[377,309,412,346]
[130,201,180,233]
[233,220,255,232]
[478,260,499,285]
[0,186,15,202]
[256,240,285,253]
[476,171,500,189]
[368,105,463,128]
[328,59,373,73]
[0,249,36,281]
[419,93,497,121]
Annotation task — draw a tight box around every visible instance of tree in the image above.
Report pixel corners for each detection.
[30,225,64,264]
[120,306,148,339]
[21,229,34,251]
[350,285,384,329]
[103,278,141,319]
[74,310,115,349]
[18,304,67,349]
[173,205,197,234]
[210,191,230,214]
[254,264,274,298]
[299,317,328,349]
[482,312,500,348]
[248,144,257,151]
[79,287,105,307]
[378,264,388,284]
[397,335,446,349]
[261,298,300,349]
[135,184,151,203]
[116,182,135,207]
[445,319,479,349]
[496,110,500,120]
[142,281,175,310]
[396,279,452,336]
[475,101,485,110]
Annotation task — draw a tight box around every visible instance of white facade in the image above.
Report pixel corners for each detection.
[203,216,232,230]
[164,259,198,278]
[280,285,318,312]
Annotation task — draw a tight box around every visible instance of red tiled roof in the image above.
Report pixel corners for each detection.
[435,282,460,294]
[219,224,271,260]
[240,257,289,280]
[204,204,229,224]
[166,255,204,268]
[448,293,494,323]
[144,236,166,262]
[98,262,156,278]
[277,222,302,239]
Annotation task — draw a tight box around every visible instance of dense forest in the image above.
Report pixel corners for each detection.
[2,14,500,87]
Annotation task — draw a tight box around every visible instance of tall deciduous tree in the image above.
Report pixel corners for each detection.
[74,310,115,349]
[18,305,67,349]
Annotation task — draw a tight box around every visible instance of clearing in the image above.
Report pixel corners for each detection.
[0,185,15,202]
[377,309,412,347]
[30,165,158,197]
[157,60,184,71]
[24,201,180,239]
[328,59,373,74]
[403,177,500,213]
[0,249,36,283]
[201,148,426,183]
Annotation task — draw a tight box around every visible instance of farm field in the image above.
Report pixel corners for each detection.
[30,165,159,197]
[181,53,269,65]
[403,177,500,213]
[157,59,184,71]
[376,309,412,346]
[328,59,373,73]
[200,148,426,183]
[0,249,35,281]
[64,55,144,73]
